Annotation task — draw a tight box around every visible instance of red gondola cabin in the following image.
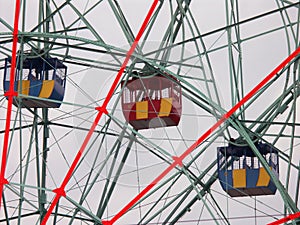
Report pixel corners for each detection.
[121,75,182,130]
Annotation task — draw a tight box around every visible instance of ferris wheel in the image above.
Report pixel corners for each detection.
[0,1,300,225]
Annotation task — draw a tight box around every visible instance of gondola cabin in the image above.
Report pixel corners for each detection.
[121,75,182,130]
[3,56,67,108]
[217,142,278,197]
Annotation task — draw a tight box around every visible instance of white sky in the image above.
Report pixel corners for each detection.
[0,1,299,225]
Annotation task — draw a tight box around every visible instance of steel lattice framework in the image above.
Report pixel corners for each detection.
[0,1,299,225]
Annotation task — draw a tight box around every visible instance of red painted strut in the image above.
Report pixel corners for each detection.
[0,0,21,207]
[267,211,300,225]
[40,0,160,224]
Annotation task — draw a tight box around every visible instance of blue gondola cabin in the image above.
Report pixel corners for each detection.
[3,56,67,108]
[217,142,279,197]
[121,74,182,130]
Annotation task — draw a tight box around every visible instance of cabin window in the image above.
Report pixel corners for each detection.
[123,87,131,104]
[161,87,170,98]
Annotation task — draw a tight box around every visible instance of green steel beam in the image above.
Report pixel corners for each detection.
[280,0,300,8]
[225,0,245,119]
[107,0,138,50]
[67,122,112,225]
[156,0,191,65]
[65,195,103,224]
[140,160,218,224]
[169,170,219,224]
[295,161,300,206]
[117,125,228,223]
[2,193,10,224]
[141,2,299,60]
[95,131,136,220]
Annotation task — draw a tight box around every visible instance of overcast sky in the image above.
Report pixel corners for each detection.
[0,1,299,225]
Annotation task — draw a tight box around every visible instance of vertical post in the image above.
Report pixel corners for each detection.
[17,0,28,220]
[225,0,245,119]
[40,108,49,221]
[38,0,51,221]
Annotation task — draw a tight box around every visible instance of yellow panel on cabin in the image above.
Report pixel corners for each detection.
[158,98,172,117]
[233,169,246,188]
[256,167,271,187]
[18,80,30,96]
[39,80,55,98]
[136,101,148,119]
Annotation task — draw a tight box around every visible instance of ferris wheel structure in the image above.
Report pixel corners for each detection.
[0,1,300,225]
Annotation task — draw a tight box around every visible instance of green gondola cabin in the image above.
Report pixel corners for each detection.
[121,74,182,130]
[217,142,279,197]
[3,56,67,108]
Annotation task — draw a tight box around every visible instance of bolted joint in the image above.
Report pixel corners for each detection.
[4,90,18,98]
[172,156,183,167]
[53,187,66,198]
[95,106,108,115]
[0,177,9,185]
[40,193,47,204]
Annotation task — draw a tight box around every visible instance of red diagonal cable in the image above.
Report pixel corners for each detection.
[267,211,300,225]
[40,1,159,224]
[102,47,300,225]
[0,0,21,207]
